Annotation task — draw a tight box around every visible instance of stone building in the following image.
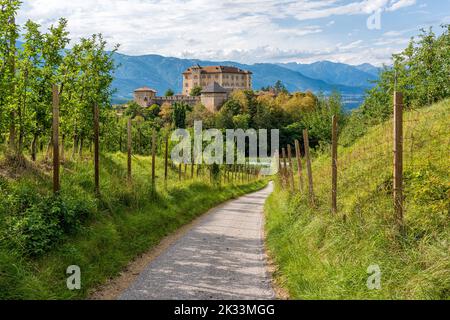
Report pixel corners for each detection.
[133,65,252,112]
[200,82,228,112]
[133,87,200,108]
[182,65,252,96]
[133,87,157,108]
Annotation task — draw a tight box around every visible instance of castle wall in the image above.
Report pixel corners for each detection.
[201,93,227,112]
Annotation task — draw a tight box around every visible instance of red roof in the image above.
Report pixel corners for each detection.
[183,65,252,75]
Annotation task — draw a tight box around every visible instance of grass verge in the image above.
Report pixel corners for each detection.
[0,152,267,299]
[265,99,449,299]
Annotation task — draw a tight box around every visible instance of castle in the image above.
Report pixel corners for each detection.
[133,65,253,113]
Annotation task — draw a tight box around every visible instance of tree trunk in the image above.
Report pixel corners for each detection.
[31,133,38,162]
[79,137,84,158]
[72,134,78,159]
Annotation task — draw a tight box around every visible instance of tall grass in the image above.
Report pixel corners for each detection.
[265,99,449,299]
[0,151,266,299]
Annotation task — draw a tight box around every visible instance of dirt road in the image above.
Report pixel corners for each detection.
[119,182,274,300]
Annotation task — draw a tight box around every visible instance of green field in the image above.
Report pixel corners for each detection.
[0,151,266,299]
[265,99,450,299]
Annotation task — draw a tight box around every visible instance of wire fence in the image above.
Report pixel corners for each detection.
[45,87,263,198]
[278,92,449,227]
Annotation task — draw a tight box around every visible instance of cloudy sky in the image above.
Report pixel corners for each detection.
[18,0,450,66]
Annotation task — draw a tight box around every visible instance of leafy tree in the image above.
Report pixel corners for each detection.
[345,25,450,145]
[164,88,174,97]
[215,99,242,129]
[186,103,214,128]
[159,102,173,125]
[301,91,344,146]
[172,102,190,128]
[190,85,202,97]
[0,0,21,152]
[274,80,289,94]
[146,104,161,119]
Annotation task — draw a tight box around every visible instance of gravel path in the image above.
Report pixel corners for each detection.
[119,182,275,300]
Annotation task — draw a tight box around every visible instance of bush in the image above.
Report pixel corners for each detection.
[5,194,94,257]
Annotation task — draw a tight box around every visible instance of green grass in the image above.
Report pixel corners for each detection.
[0,151,267,299]
[265,99,450,299]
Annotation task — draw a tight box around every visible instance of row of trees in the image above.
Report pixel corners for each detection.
[1,0,346,162]
[122,87,344,155]
[0,0,118,162]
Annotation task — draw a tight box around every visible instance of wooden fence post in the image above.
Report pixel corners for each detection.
[94,103,100,197]
[393,91,404,226]
[52,85,60,194]
[282,148,287,187]
[191,154,195,179]
[164,133,169,187]
[151,129,156,192]
[294,140,304,192]
[303,129,315,206]
[179,163,182,181]
[127,118,132,183]
[331,115,338,214]
[287,145,295,192]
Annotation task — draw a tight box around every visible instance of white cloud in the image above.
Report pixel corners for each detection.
[16,0,425,65]
[387,0,416,12]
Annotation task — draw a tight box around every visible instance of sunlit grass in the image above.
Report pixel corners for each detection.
[265,99,450,299]
[0,150,267,299]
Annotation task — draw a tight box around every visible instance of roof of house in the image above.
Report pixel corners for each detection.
[134,87,157,93]
[201,82,228,94]
[183,65,252,75]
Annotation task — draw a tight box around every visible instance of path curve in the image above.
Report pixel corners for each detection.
[119,182,274,300]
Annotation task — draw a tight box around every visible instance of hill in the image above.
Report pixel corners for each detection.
[265,99,450,299]
[278,61,380,88]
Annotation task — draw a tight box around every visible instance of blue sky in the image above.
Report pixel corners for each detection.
[18,0,450,66]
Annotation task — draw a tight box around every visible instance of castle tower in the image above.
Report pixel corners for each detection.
[134,87,157,107]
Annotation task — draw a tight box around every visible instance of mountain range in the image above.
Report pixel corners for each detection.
[111,53,381,109]
[15,41,381,109]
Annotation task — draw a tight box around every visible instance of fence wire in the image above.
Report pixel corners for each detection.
[278,99,450,222]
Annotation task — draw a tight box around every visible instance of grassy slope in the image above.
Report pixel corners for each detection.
[265,99,449,299]
[0,152,266,299]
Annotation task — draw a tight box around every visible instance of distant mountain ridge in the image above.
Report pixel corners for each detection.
[277,61,380,88]
[16,40,380,109]
[111,53,380,109]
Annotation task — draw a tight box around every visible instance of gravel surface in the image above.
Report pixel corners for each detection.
[119,182,275,300]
